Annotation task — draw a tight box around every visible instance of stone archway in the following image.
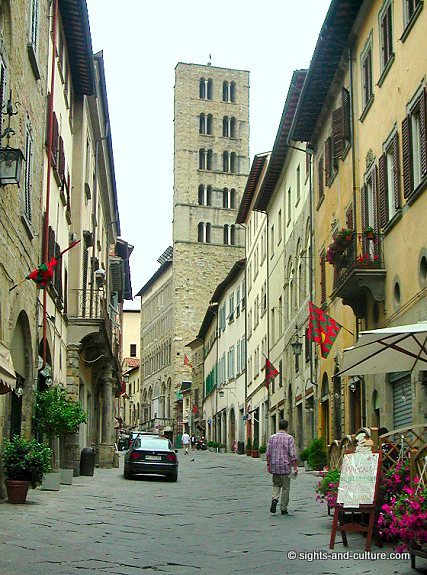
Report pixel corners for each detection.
[10,311,33,438]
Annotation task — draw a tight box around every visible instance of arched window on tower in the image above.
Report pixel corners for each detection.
[223,81,236,103]
[199,113,213,135]
[199,149,213,170]
[199,78,213,100]
[224,224,236,245]
[198,184,212,206]
[198,222,211,243]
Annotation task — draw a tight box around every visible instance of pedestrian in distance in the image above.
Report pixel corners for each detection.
[191,434,197,451]
[266,419,298,515]
[181,431,190,455]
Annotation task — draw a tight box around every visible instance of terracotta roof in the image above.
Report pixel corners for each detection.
[59,0,95,95]
[291,0,363,142]
[236,152,270,224]
[124,358,140,368]
[254,70,307,212]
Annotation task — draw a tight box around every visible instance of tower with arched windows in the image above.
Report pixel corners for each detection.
[172,62,249,432]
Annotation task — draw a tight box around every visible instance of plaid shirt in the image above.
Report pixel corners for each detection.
[266,431,297,475]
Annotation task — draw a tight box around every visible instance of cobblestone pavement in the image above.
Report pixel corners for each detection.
[0,450,422,575]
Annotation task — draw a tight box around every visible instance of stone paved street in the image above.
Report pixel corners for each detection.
[0,450,421,575]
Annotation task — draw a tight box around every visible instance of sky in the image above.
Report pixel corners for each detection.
[86,0,331,309]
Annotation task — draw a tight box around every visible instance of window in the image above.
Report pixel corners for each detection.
[29,0,40,53]
[223,187,236,208]
[296,164,301,203]
[361,166,379,257]
[198,184,212,206]
[223,224,236,245]
[278,210,282,243]
[241,336,246,368]
[228,347,235,380]
[324,137,334,185]
[130,344,137,357]
[404,0,422,30]
[278,296,283,336]
[199,113,213,135]
[254,295,259,327]
[287,188,292,223]
[247,308,252,337]
[379,131,400,227]
[379,1,393,72]
[223,81,236,102]
[261,281,267,316]
[223,116,236,138]
[199,148,213,170]
[402,88,427,197]
[199,78,213,100]
[23,118,34,224]
[270,224,275,256]
[361,41,373,112]
[320,252,326,305]
[317,155,324,204]
[241,280,246,310]
[223,151,236,173]
[198,222,211,243]
[228,294,235,324]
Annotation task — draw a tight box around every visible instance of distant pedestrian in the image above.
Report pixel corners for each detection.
[266,419,298,515]
[191,435,197,451]
[182,431,190,455]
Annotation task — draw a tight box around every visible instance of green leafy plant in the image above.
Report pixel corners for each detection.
[207,441,214,448]
[307,437,327,470]
[299,447,310,462]
[36,386,87,440]
[219,443,226,449]
[3,436,52,488]
[315,468,341,507]
[252,438,259,450]
[259,444,267,454]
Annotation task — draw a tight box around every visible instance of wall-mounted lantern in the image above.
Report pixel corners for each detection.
[0,92,24,186]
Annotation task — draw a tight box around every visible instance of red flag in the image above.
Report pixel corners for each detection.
[308,301,341,359]
[184,354,192,368]
[192,404,198,414]
[265,358,279,389]
[27,257,57,289]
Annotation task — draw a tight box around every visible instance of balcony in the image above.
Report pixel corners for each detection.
[329,232,386,318]
[68,289,120,359]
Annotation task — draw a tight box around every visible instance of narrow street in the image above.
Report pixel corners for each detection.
[0,451,417,575]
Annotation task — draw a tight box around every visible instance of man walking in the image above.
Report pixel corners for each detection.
[181,431,190,455]
[266,419,298,515]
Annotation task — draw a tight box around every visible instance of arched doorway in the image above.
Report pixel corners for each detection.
[229,407,236,449]
[320,373,330,444]
[10,312,33,438]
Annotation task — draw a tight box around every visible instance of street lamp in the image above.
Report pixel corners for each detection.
[0,92,24,186]
[291,338,303,357]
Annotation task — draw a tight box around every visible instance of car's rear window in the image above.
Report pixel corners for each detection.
[134,438,171,450]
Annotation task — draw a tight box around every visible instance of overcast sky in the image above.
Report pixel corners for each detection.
[86,0,330,308]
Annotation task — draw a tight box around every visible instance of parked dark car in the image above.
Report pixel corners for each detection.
[124,436,178,481]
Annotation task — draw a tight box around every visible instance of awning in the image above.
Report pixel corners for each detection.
[0,341,16,394]
[338,321,427,376]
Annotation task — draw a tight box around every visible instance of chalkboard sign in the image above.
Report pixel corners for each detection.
[337,451,380,507]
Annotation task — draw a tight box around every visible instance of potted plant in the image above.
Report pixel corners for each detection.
[363,226,376,240]
[259,444,267,461]
[219,443,226,453]
[2,435,52,503]
[251,438,259,458]
[314,467,340,510]
[207,440,214,451]
[307,438,327,471]
[36,385,86,489]
[246,437,252,456]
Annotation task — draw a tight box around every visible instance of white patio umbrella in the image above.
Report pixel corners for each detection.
[338,321,427,376]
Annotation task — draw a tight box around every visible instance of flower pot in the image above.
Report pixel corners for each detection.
[251,450,259,458]
[5,479,31,504]
[246,449,252,456]
[60,468,73,485]
[366,232,375,240]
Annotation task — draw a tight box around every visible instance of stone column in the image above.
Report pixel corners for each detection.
[98,366,115,468]
[65,343,81,475]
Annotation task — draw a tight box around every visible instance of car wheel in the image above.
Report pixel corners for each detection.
[167,474,178,482]
[124,468,132,480]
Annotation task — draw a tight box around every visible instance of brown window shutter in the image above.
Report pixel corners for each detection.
[325,138,332,184]
[360,184,367,252]
[332,107,344,159]
[393,132,400,209]
[342,88,351,144]
[318,156,324,201]
[345,205,354,229]
[52,112,59,167]
[402,115,413,197]
[378,154,387,228]
[48,226,55,260]
[320,252,326,305]
[58,136,65,183]
[420,88,427,177]
[371,166,380,258]
[66,169,71,212]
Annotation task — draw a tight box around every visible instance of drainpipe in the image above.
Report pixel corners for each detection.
[42,0,59,367]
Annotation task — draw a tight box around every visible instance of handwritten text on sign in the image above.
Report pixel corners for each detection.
[337,452,380,507]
